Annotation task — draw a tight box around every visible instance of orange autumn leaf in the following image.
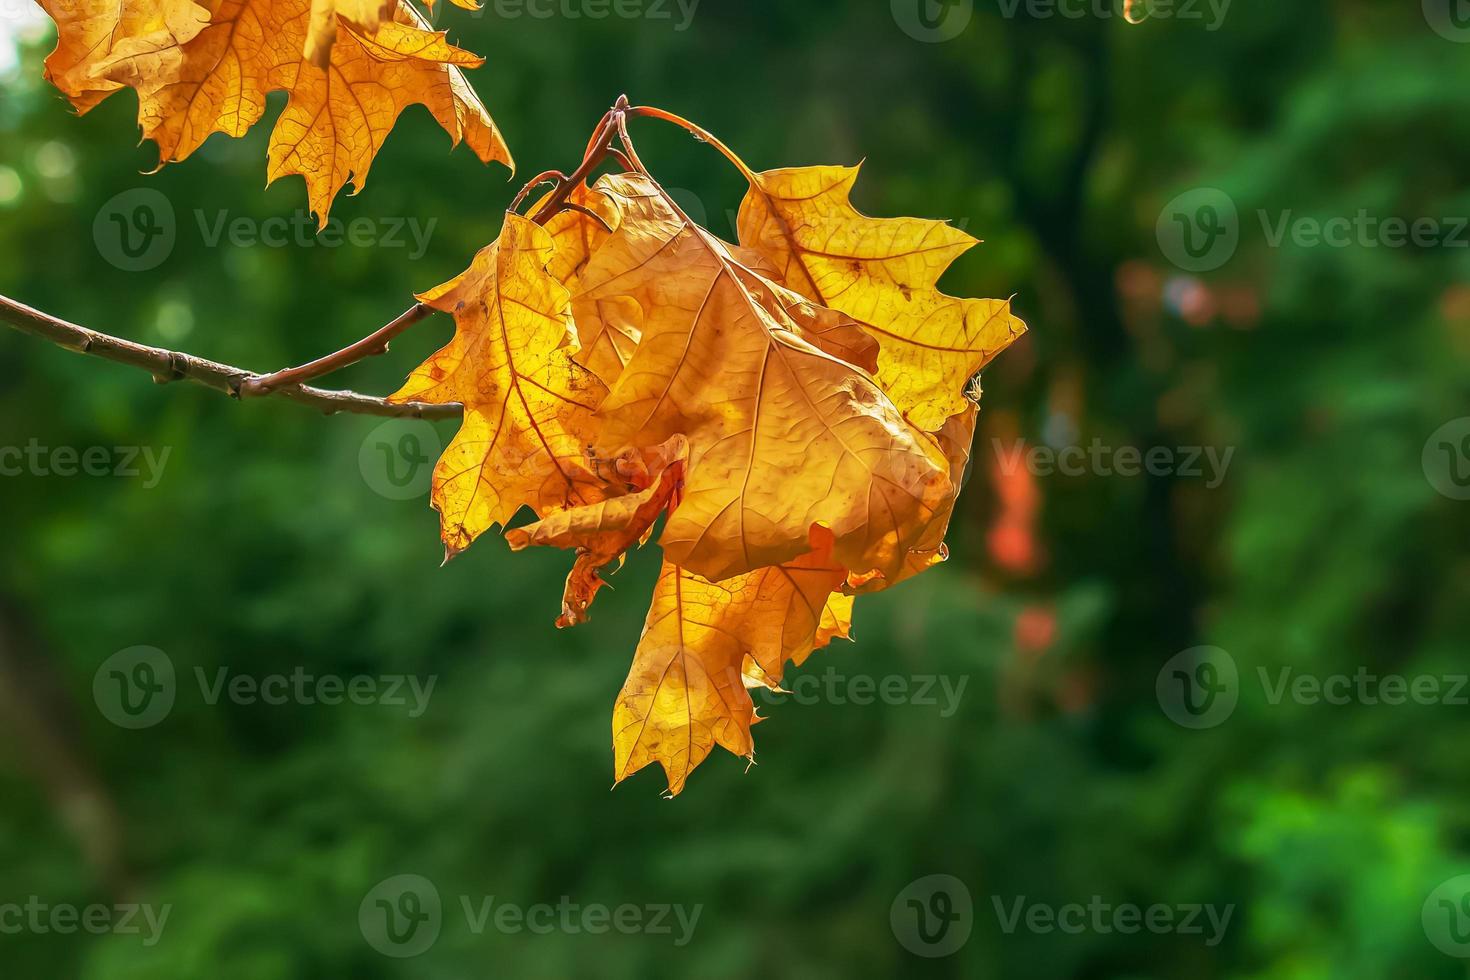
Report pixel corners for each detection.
[737,165,1026,431]
[385,105,1026,795]
[613,534,850,796]
[577,174,955,585]
[38,0,511,221]
[389,212,607,558]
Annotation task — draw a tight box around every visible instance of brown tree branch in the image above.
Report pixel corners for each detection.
[0,293,461,420]
[239,302,434,397]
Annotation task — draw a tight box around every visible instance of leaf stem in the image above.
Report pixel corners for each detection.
[625,105,759,183]
[508,170,568,215]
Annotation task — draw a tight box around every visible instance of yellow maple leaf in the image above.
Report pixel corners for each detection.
[577,174,956,585]
[613,532,849,796]
[38,0,512,221]
[390,212,607,558]
[738,165,1026,431]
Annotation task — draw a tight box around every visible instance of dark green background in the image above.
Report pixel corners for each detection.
[2,0,1468,976]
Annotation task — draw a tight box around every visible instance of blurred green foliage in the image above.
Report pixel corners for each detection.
[1,1,1468,977]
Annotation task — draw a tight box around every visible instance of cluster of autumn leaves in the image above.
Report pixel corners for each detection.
[36,1,1026,794]
[40,0,510,221]
[389,143,1026,793]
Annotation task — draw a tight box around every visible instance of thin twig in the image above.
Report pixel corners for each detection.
[240,303,433,397]
[0,293,460,420]
[529,98,629,226]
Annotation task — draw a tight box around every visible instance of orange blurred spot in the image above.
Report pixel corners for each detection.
[1015,604,1057,656]
[1441,285,1470,357]
[986,411,1044,575]
[1218,284,1262,330]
